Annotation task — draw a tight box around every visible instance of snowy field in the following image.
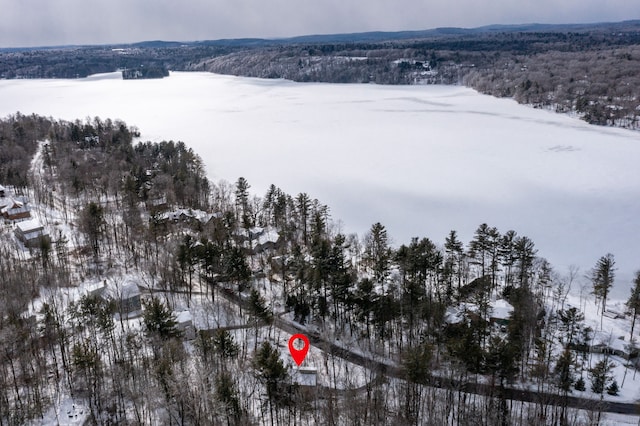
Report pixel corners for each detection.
[1,71,639,298]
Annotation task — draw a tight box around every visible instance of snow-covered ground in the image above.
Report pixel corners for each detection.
[1,72,638,299]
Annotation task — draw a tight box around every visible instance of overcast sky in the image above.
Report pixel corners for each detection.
[1,0,638,48]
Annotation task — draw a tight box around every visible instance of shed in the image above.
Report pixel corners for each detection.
[86,281,107,299]
[15,219,48,247]
[489,299,514,326]
[292,367,317,387]
[148,196,168,213]
[116,283,142,315]
[175,310,196,340]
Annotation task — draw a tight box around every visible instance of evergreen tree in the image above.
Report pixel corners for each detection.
[469,223,491,278]
[225,246,251,293]
[558,307,584,347]
[513,235,537,288]
[79,201,105,264]
[234,176,252,229]
[354,278,375,337]
[589,359,614,394]
[404,342,433,385]
[295,192,311,246]
[363,222,391,284]
[555,346,574,393]
[249,288,273,325]
[591,253,615,323]
[253,341,292,418]
[143,297,180,341]
[499,230,518,287]
[212,329,239,359]
[444,229,464,292]
[486,335,519,386]
[626,271,640,340]
[216,372,243,425]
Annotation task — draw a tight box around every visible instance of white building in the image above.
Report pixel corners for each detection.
[176,310,196,340]
[292,367,317,387]
[14,219,48,247]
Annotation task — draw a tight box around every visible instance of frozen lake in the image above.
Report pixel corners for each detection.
[1,71,638,298]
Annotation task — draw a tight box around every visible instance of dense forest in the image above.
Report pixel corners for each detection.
[1,114,639,425]
[189,29,640,129]
[1,21,640,129]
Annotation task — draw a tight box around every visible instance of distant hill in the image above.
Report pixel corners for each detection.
[4,19,639,52]
[1,19,639,130]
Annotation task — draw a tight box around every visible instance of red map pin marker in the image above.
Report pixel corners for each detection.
[288,334,310,366]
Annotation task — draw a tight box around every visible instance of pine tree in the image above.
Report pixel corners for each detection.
[591,253,615,325]
[626,271,640,340]
[234,177,252,229]
[225,246,251,293]
[589,359,614,394]
[513,236,536,288]
[363,222,391,284]
[469,223,491,278]
[444,229,465,292]
[212,329,239,359]
[79,201,105,264]
[249,289,273,325]
[558,307,584,347]
[295,193,311,246]
[143,297,180,341]
[253,341,292,420]
[499,230,518,287]
[555,346,574,393]
[216,372,243,425]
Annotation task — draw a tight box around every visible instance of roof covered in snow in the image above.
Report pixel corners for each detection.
[16,218,43,233]
[292,367,317,387]
[159,208,215,223]
[490,299,514,320]
[176,310,192,325]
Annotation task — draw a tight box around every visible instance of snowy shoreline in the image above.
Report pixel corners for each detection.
[1,71,638,299]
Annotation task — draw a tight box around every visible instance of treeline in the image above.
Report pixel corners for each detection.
[122,66,169,79]
[1,114,638,424]
[192,30,640,128]
[0,113,55,187]
[0,45,236,79]
[35,116,210,210]
[463,47,640,128]
[2,23,640,128]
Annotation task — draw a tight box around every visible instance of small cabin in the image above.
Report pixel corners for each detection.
[603,309,625,320]
[148,196,168,213]
[15,219,48,247]
[176,310,196,340]
[2,198,31,221]
[116,283,142,315]
[292,367,317,387]
[86,281,108,299]
[489,299,514,327]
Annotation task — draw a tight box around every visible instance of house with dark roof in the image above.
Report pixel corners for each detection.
[116,283,142,315]
[2,199,31,221]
